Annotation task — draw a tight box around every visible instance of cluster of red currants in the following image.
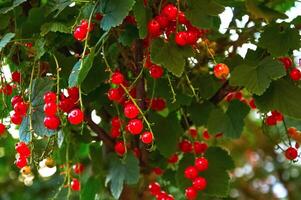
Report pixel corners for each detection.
[70,162,85,191]
[144,56,164,79]
[225,91,257,109]
[43,91,60,129]
[279,57,301,81]
[0,71,21,96]
[15,142,31,169]
[265,110,283,126]
[10,95,27,125]
[73,19,94,41]
[147,4,206,46]
[148,182,175,200]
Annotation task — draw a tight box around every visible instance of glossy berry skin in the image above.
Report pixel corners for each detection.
[11,112,22,125]
[178,11,188,25]
[148,19,161,37]
[114,141,126,156]
[68,109,84,125]
[167,154,179,163]
[43,102,57,116]
[11,95,23,107]
[179,139,193,153]
[285,147,298,160]
[188,128,197,138]
[184,166,198,179]
[111,116,122,128]
[126,119,143,135]
[213,63,230,79]
[14,102,27,116]
[43,92,57,103]
[203,130,211,140]
[44,116,60,130]
[0,123,6,135]
[124,103,139,119]
[271,111,283,122]
[71,178,81,191]
[74,26,87,41]
[2,84,12,96]
[175,31,188,46]
[149,65,164,79]
[155,15,169,29]
[141,131,153,144]
[73,163,85,174]
[185,187,197,200]
[279,57,292,69]
[290,68,301,81]
[15,156,27,169]
[148,182,161,196]
[110,127,121,138]
[161,4,178,21]
[266,115,277,126]
[111,72,124,85]
[107,88,123,102]
[11,71,21,83]
[192,177,207,191]
[186,30,198,45]
[195,157,209,172]
[193,142,208,154]
[15,142,31,158]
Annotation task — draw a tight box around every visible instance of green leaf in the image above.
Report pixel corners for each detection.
[187,101,215,126]
[0,0,26,14]
[150,112,183,157]
[194,74,222,99]
[40,22,70,36]
[230,51,286,95]
[68,48,95,87]
[254,79,301,119]
[118,25,139,47]
[133,0,152,38]
[0,33,15,52]
[207,100,250,138]
[81,177,101,200]
[99,0,136,31]
[258,23,300,57]
[150,39,193,77]
[34,38,46,61]
[46,0,72,17]
[185,0,224,29]
[105,153,140,199]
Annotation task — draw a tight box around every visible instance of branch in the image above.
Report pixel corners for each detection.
[209,80,240,104]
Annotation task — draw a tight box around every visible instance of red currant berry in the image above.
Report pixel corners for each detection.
[249,98,256,109]
[3,84,12,95]
[184,166,198,179]
[155,15,169,29]
[72,163,85,174]
[80,19,89,30]
[195,157,209,172]
[213,63,230,79]
[15,142,31,158]
[44,92,57,103]
[68,109,84,125]
[185,187,197,200]
[111,71,125,85]
[11,71,21,83]
[74,27,87,41]
[271,111,283,122]
[279,57,292,70]
[152,167,164,175]
[0,123,5,135]
[67,87,79,100]
[13,102,28,116]
[175,31,188,46]
[202,130,211,140]
[110,127,121,138]
[71,178,81,191]
[186,30,198,45]
[95,12,103,21]
[290,68,301,81]
[44,116,60,130]
[24,42,33,48]
[15,156,27,169]
[188,128,197,138]
[107,88,123,102]
[161,4,178,21]
[149,65,163,79]
[11,112,23,125]
[124,103,139,119]
[141,131,153,144]
[111,116,122,128]
[178,11,188,24]
[148,182,161,196]
[43,102,57,116]
[193,142,208,154]
[266,115,277,126]
[148,19,161,37]
[114,141,126,156]
[192,177,207,191]
[11,95,23,107]
[167,153,179,163]
[285,147,298,160]
[179,139,193,153]
[126,119,143,135]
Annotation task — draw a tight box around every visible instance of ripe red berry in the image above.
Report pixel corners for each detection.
[95,12,103,21]
[67,87,79,100]
[193,142,208,154]
[0,123,5,135]
[126,119,143,135]
[178,11,188,24]
[13,102,28,116]
[279,57,292,70]
[11,95,23,107]
[155,15,169,29]
[114,141,126,156]
[266,115,277,126]
[213,63,230,79]
[68,109,84,125]
[141,131,153,144]
[271,111,283,122]
[188,128,198,138]
[192,177,207,191]
[11,112,23,125]
[185,187,197,200]
[161,4,178,21]
[195,157,209,172]
[71,178,81,191]
[80,19,89,30]
[110,127,121,138]
[111,72,124,85]
[2,84,12,95]
[167,153,179,163]
[179,139,193,153]
[175,31,188,46]
[152,167,164,175]
[44,92,57,103]
[72,163,85,174]
[290,68,301,81]
[44,116,60,130]
[15,156,27,169]
[107,88,123,102]
[149,65,163,79]
[285,147,298,160]
[184,166,198,179]
[124,103,139,119]
[43,102,57,116]
[11,71,21,83]
[249,98,256,109]
[148,19,161,37]
[111,116,122,128]
[186,30,198,45]
[74,27,87,41]
[15,142,31,158]
[202,130,211,140]
[148,182,161,196]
